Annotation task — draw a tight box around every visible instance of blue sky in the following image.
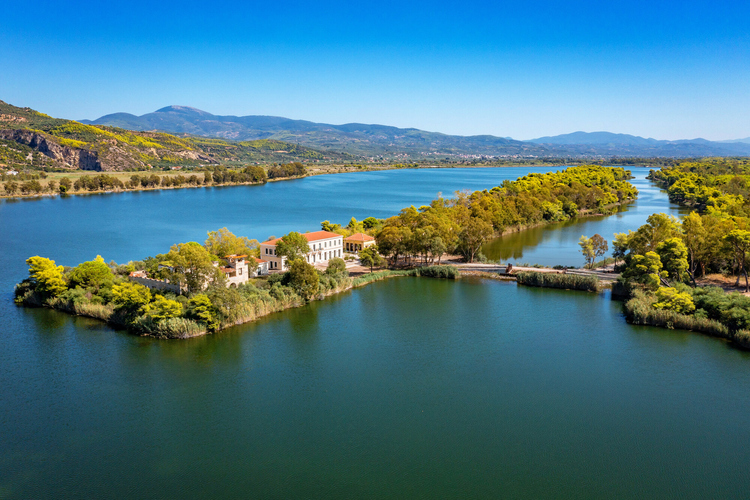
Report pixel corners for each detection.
[2,0,749,140]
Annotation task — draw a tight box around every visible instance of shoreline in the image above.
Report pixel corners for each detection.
[16,268,422,339]
[0,162,650,201]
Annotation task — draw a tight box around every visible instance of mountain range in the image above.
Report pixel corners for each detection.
[81,106,750,158]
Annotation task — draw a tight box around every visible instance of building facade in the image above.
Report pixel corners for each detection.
[221,255,250,287]
[260,230,344,270]
[344,233,376,253]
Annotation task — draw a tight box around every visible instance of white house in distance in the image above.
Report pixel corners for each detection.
[260,230,343,270]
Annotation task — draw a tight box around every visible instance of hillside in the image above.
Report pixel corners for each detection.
[82,105,547,158]
[0,101,349,171]
[82,106,750,159]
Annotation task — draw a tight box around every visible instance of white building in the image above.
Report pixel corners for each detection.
[253,257,269,276]
[220,255,250,287]
[260,230,344,270]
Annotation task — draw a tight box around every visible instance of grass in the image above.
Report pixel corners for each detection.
[516,271,600,292]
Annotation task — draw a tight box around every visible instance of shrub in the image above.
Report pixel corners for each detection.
[652,287,695,314]
[415,265,459,279]
[516,271,599,292]
[624,289,729,337]
[131,316,205,339]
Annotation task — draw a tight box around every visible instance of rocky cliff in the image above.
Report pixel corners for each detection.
[0,129,102,170]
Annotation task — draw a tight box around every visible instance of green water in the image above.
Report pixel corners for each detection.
[2,168,749,498]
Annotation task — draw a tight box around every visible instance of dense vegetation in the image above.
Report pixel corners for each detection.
[373,166,637,263]
[614,158,750,347]
[2,163,306,196]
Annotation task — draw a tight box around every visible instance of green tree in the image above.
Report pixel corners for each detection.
[652,287,696,314]
[622,251,668,291]
[287,259,320,301]
[459,217,493,262]
[579,236,595,269]
[26,256,67,297]
[724,229,750,292]
[655,237,689,283]
[681,212,706,284]
[275,232,311,267]
[204,227,259,260]
[5,180,18,195]
[58,177,71,193]
[165,242,223,293]
[325,257,347,276]
[359,246,385,272]
[68,255,114,291]
[111,281,151,312]
[187,294,219,331]
[362,217,380,230]
[612,232,630,268]
[144,295,183,321]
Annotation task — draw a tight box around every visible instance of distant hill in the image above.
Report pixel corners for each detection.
[82,105,542,158]
[526,131,750,157]
[527,131,661,146]
[0,101,349,171]
[82,107,750,158]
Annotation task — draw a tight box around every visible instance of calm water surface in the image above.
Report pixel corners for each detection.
[1,167,749,498]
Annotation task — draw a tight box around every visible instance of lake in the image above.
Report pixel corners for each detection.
[1,167,749,498]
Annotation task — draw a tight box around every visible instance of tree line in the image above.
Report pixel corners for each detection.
[613,159,750,345]
[2,163,308,196]
[373,166,637,264]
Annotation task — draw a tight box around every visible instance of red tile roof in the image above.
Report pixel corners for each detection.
[345,233,375,242]
[263,230,342,246]
[254,258,267,263]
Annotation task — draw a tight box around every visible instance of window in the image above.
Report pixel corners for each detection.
[239,268,242,275]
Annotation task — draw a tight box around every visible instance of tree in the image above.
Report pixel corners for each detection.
[204,227,259,260]
[144,295,183,321]
[579,236,595,269]
[187,294,219,331]
[362,217,380,230]
[111,281,151,312]
[724,229,750,292]
[579,234,607,269]
[426,235,447,264]
[622,251,667,291]
[275,232,310,267]
[325,257,347,276]
[458,217,493,262]
[287,259,320,301]
[68,255,114,291]
[655,237,689,283]
[5,180,18,195]
[612,232,630,269]
[359,246,385,272]
[376,226,405,264]
[681,212,706,285]
[652,287,696,314]
[590,234,608,264]
[165,242,223,293]
[26,256,67,297]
